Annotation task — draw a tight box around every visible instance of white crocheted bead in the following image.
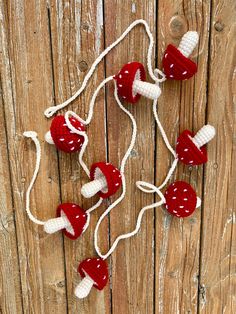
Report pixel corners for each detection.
[192,125,216,148]
[44,216,70,234]
[196,197,201,208]
[81,176,107,198]
[45,131,54,145]
[133,80,161,100]
[75,275,94,298]
[178,31,199,58]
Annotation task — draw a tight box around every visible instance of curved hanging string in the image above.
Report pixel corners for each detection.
[23,132,46,225]
[152,98,176,158]
[93,81,138,259]
[44,19,166,118]
[65,76,114,126]
[94,160,178,260]
[23,131,102,225]
[93,92,179,260]
[152,98,179,188]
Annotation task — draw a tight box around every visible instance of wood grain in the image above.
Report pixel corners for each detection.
[155,1,211,313]
[48,0,110,312]
[0,17,23,309]
[1,0,67,312]
[0,0,235,313]
[104,1,156,313]
[199,0,236,312]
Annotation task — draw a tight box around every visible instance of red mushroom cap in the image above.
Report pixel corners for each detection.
[50,115,86,153]
[90,162,122,198]
[162,44,197,80]
[56,203,87,240]
[176,130,207,166]
[78,257,108,290]
[114,62,146,103]
[164,181,197,218]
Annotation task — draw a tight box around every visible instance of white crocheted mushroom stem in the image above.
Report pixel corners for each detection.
[44,216,70,234]
[196,197,201,208]
[178,31,199,58]
[81,176,107,198]
[133,80,161,100]
[45,131,54,145]
[74,275,94,298]
[192,125,216,148]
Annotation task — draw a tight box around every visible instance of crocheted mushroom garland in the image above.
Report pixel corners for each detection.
[22,19,216,300]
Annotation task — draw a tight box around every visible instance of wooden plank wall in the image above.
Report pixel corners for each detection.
[0,0,235,313]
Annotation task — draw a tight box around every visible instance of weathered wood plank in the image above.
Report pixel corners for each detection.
[1,0,67,312]
[48,1,110,312]
[104,1,156,313]
[155,1,211,313]
[0,7,23,308]
[199,0,236,312]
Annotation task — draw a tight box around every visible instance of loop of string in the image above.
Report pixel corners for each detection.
[44,19,166,118]
[95,178,166,260]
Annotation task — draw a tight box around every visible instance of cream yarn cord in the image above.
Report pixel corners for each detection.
[44,19,166,118]
[23,131,45,225]
[94,82,138,259]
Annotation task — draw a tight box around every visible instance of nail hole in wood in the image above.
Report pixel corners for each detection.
[214,22,224,32]
[79,61,88,72]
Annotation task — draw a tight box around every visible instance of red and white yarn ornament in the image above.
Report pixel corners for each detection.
[44,203,87,240]
[45,115,86,153]
[164,181,201,218]
[176,125,216,165]
[81,162,122,199]
[75,257,108,298]
[114,61,162,102]
[22,19,216,299]
[162,31,199,80]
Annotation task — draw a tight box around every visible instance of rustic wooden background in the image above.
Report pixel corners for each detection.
[0,0,235,313]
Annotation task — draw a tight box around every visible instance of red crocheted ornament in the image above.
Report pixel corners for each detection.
[50,115,86,153]
[164,181,197,218]
[56,203,87,240]
[90,162,122,198]
[78,257,108,290]
[176,130,207,166]
[114,62,146,103]
[162,44,197,80]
